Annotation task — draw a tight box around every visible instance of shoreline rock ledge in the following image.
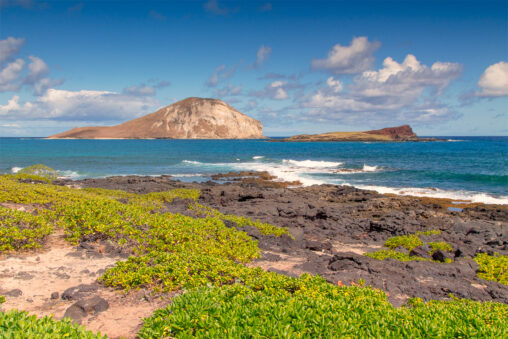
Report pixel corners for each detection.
[47,97,264,139]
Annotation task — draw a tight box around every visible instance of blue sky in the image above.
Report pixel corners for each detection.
[0,0,507,136]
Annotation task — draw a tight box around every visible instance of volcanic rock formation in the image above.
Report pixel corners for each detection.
[279,125,435,142]
[48,97,264,139]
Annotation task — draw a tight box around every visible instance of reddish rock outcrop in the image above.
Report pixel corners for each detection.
[365,125,418,140]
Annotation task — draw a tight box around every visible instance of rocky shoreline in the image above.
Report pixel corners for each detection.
[54,173,508,306]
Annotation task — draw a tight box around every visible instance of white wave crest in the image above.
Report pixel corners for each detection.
[252,156,265,159]
[362,164,378,172]
[182,160,202,165]
[11,167,22,173]
[283,159,343,168]
[57,170,82,179]
[355,185,508,205]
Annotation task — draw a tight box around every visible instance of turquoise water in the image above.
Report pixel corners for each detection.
[1,137,507,204]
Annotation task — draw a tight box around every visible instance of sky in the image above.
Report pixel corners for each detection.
[0,0,507,137]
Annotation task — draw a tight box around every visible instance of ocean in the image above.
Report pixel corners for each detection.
[1,136,507,204]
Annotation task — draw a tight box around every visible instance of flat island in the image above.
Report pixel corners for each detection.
[277,125,439,142]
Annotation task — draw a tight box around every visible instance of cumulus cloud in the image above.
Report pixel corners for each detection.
[0,89,159,121]
[0,37,25,65]
[304,54,462,124]
[0,37,62,95]
[250,81,289,100]
[311,36,380,75]
[205,64,238,87]
[476,61,508,97]
[0,59,25,91]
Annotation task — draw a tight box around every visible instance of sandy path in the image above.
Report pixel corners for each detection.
[0,232,169,338]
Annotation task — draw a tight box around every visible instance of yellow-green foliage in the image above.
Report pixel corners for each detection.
[0,295,5,304]
[140,274,508,338]
[475,253,508,285]
[190,202,289,237]
[368,231,453,263]
[365,249,431,262]
[384,234,422,251]
[17,164,58,180]
[0,309,105,338]
[0,207,53,252]
[0,174,285,293]
[427,241,453,254]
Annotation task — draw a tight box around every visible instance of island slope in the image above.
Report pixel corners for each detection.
[48,97,264,139]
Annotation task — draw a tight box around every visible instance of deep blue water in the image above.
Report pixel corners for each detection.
[1,136,507,204]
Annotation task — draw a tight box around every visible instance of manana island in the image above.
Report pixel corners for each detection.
[1,97,507,338]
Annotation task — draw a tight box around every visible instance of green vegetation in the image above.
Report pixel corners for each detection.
[140,275,507,338]
[17,164,58,180]
[0,207,53,252]
[0,295,5,305]
[385,234,422,251]
[365,249,431,262]
[475,253,508,285]
[427,241,453,254]
[0,171,507,337]
[0,309,105,338]
[190,202,289,237]
[367,231,454,263]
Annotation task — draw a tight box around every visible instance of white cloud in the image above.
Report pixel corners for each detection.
[0,37,25,65]
[0,59,25,91]
[305,54,462,124]
[476,61,508,97]
[25,56,49,83]
[0,89,159,121]
[311,36,381,75]
[0,37,62,95]
[326,77,343,93]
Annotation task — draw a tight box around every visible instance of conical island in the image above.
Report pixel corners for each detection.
[47,97,263,139]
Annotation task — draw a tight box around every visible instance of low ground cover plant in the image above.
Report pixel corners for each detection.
[365,231,454,262]
[0,309,105,338]
[475,253,507,285]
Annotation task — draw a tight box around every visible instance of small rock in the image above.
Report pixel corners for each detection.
[432,250,449,263]
[4,289,22,297]
[75,296,109,315]
[63,305,86,324]
[50,292,59,300]
[305,240,332,251]
[409,246,432,259]
[61,284,98,300]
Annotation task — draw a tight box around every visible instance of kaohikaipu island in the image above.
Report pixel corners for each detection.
[1,1,507,338]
